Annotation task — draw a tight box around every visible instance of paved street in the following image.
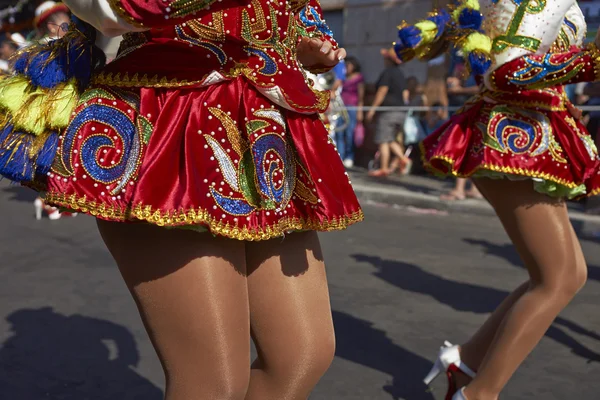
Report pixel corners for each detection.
[0,180,599,399]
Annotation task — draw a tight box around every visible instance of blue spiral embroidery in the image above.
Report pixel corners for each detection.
[495,118,536,154]
[252,134,293,206]
[300,6,334,37]
[63,104,137,185]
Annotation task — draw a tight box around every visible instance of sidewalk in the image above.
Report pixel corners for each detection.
[348,168,600,225]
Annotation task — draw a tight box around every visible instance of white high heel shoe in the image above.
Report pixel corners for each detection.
[423,341,476,400]
[453,387,468,400]
[34,198,77,220]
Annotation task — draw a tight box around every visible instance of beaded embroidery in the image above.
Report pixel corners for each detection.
[52,88,150,197]
[205,106,301,216]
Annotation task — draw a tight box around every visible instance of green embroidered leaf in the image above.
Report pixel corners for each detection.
[246,120,270,134]
[239,150,262,208]
[481,121,505,153]
[137,115,154,145]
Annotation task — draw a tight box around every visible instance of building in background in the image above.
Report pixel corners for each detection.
[321,0,443,84]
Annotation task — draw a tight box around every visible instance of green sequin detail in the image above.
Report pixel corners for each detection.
[239,150,262,208]
[137,115,153,145]
[78,88,115,106]
[169,0,214,19]
[493,0,546,54]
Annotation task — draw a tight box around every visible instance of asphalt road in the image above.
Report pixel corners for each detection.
[0,181,599,399]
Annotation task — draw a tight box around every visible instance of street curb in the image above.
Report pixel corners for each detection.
[351,183,600,225]
[351,183,496,217]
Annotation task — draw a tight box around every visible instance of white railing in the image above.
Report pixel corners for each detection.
[341,105,600,112]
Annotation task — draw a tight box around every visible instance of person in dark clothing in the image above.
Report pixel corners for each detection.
[367,48,411,176]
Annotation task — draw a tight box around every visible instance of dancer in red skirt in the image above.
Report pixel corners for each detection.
[395,1,600,399]
[0,0,362,397]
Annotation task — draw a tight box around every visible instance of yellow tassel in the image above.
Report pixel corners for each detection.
[46,80,78,129]
[461,31,492,54]
[0,76,32,114]
[452,0,481,22]
[414,20,438,45]
[12,92,48,136]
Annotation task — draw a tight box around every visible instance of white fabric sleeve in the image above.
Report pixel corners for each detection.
[63,0,147,37]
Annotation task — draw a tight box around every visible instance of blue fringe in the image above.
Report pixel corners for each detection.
[15,16,104,91]
[393,42,413,62]
[13,53,29,74]
[67,42,93,88]
[428,9,451,39]
[35,132,59,176]
[398,25,423,49]
[0,131,34,182]
[468,52,492,76]
[27,47,69,89]
[458,8,483,31]
[0,122,12,145]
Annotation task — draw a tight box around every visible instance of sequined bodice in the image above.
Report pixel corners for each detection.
[480,0,586,71]
[94,0,332,113]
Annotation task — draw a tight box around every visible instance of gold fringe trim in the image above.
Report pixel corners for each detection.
[43,191,364,241]
[419,141,587,190]
[588,42,600,82]
[92,70,329,112]
[92,72,205,88]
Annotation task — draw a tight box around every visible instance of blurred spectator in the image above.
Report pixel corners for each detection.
[584,82,600,147]
[338,56,364,168]
[424,53,450,121]
[426,102,446,135]
[330,59,346,97]
[440,58,482,200]
[402,76,427,132]
[34,1,70,41]
[367,48,411,177]
[0,33,28,73]
[0,40,18,73]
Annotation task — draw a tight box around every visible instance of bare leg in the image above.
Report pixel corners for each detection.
[97,221,251,400]
[466,180,482,198]
[461,179,587,400]
[389,140,407,161]
[440,178,468,201]
[244,232,335,400]
[379,143,391,172]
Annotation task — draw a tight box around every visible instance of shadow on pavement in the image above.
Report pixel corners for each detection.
[352,255,600,365]
[332,310,435,400]
[463,238,600,283]
[1,184,37,203]
[0,307,163,399]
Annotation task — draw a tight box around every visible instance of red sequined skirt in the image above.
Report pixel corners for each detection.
[43,77,363,240]
[421,89,600,198]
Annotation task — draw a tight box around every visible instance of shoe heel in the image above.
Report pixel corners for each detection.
[34,198,43,220]
[423,358,443,385]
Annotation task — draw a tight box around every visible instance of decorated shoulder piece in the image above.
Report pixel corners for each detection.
[487,42,600,91]
[0,17,105,184]
[394,0,492,76]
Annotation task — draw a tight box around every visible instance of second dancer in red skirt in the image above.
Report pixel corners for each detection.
[395,1,600,399]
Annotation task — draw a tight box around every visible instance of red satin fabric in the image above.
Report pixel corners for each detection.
[96,0,336,114]
[421,88,600,197]
[44,78,362,239]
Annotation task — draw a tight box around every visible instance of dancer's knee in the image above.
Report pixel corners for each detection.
[165,356,250,399]
[532,261,587,301]
[260,331,335,390]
